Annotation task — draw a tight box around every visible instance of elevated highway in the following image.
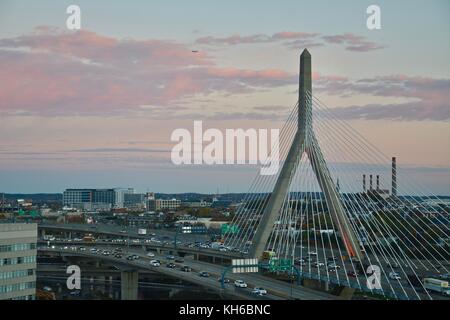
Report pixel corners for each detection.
[38,245,339,300]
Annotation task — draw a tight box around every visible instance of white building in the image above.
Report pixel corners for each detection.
[155,199,181,210]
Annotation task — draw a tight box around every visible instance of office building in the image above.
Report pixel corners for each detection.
[155,199,181,210]
[63,188,115,210]
[0,223,37,300]
[114,188,135,208]
[123,193,146,210]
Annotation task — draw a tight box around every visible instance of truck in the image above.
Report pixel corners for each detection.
[138,228,147,235]
[211,242,223,250]
[423,278,450,296]
[262,250,276,260]
[83,234,95,242]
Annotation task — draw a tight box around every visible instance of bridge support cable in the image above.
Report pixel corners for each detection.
[307,126,414,299]
[225,103,299,250]
[310,94,450,235]
[310,92,450,272]
[222,50,448,300]
[311,106,442,278]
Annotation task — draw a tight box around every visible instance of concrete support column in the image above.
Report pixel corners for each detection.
[302,278,329,292]
[121,270,138,300]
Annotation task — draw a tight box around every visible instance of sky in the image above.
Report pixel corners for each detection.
[0,0,449,194]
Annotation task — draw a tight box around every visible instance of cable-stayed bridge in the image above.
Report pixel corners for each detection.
[224,49,450,300]
[35,50,449,300]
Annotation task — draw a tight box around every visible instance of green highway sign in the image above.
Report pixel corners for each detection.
[268,258,292,272]
[221,224,239,234]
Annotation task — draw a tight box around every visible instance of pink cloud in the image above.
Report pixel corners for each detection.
[0,27,297,117]
[316,74,450,121]
[322,33,384,52]
[195,31,384,52]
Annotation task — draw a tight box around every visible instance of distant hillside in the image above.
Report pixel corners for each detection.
[1,192,246,203]
[3,193,62,202]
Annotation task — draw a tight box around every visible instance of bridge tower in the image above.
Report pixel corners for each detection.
[249,49,363,261]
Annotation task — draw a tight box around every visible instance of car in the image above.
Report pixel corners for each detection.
[166,255,175,260]
[102,251,111,256]
[327,263,341,269]
[389,272,401,280]
[327,257,337,262]
[217,277,230,283]
[150,260,160,267]
[199,271,210,277]
[69,290,81,296]
[181,265,192,272]
[234,280,247,288]
[175,258,184,263]
[294,258,306,266]
[439,274,450,280]
[146,252,155,257]
[126,255,134,261]
[252,287,267,295]
[90,248,97,253]
[313,262,325,268]
[308,251,318,256]
[120,230,127,234]
[63,246,69,250]
[114,253,122,259]
[43,286,52,292]
[166,262,176,268]
[78,247,86,251]
[347,271,358,277]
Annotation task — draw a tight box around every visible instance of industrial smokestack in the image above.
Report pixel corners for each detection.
[392,157,397,196]
[369,174,373,191]
[376,175,380,191]
[363,174,366,192]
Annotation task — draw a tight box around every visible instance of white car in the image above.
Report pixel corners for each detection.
[252,287,267,295]
[146,252,155,257]
[150,260,160,267]
[234,280,248,288]
[308,251,318,256]
[389,272,401,280]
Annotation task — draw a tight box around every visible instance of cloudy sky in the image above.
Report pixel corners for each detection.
[0,0,449,194]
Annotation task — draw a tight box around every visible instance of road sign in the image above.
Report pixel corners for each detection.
[231,258,258,273]
[221,224,239,234]
[269,258,292,272]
